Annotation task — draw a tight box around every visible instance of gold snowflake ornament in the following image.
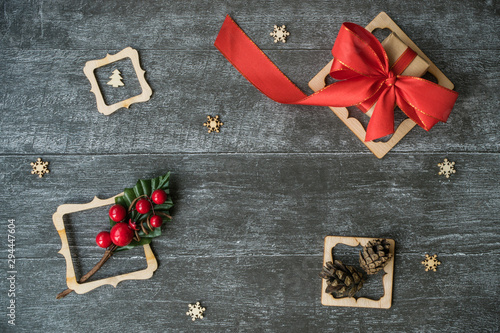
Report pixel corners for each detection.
[203,115,223,133]
[186,302,205,321]
[31,158,50,178]
[270,25,290,43]
[421,254,441,272]
[438,158,456,178]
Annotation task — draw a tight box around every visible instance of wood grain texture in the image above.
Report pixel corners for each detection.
[0,0,498,332]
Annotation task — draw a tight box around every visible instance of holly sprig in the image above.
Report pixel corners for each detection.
[110,172,173,251]
[56,172,174,299]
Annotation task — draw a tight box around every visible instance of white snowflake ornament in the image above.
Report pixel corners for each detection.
[270,25,290,43]
[186,302,205,321]
[437,158,456,178]
[31,158,50,178]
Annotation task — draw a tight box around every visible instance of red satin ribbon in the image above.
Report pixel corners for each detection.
[357,47,417,112]
[214,15,459,141]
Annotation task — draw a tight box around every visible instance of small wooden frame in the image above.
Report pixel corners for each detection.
[321,236,395,309]
[308,12,454,158]
[53,194,158,294]
[83,47,152,115]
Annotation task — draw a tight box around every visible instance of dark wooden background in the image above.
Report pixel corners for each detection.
[1,0,498,332]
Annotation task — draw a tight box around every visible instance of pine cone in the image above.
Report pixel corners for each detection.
[359,239,392,275]
[319,260,364,297]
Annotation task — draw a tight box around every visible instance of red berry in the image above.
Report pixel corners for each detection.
[128,219,139,231]
[95,231,112,248]
[109,204,126,222]
[151,189,168,205]
[136,198,151,214]
[110,223,134,247]
[150,215,163,228]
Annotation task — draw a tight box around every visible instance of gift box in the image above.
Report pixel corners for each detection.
[215,12,458,158]
[364,33,429,117]
[308,12,455,158]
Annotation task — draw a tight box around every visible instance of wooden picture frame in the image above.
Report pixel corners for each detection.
[308,12,454,158]
[83,47,152,115]
[321,236,395,309]
[52,194,158,294]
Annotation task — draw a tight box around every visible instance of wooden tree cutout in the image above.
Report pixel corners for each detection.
[107,69,124,87]
[308,12,455,158]
[53,194,158,295]
[321,236,395,309]
[84,47,152,115]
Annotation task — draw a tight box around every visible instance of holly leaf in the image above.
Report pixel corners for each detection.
[152,173,170,191]
[139,226,161,238]
[123,188,136,207]
[114,237,152,252]
[115,196,128,207]
[140,179,151,197]
[153,201,174,212]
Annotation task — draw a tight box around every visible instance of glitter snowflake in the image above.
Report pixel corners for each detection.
[270,25,290,43]
[31,158,50,178]
[437,158,456,178]
[186,302,205,321]
[421,254,441,272]
[203,115,223,133]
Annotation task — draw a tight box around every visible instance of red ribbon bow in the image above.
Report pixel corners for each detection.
[214,15,458,141]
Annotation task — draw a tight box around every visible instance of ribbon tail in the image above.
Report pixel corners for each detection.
[365,87,396,141]
[214,15,384,107]
[214,15,307,103]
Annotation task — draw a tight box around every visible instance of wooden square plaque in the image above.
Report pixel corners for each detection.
[321,236,395,309]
